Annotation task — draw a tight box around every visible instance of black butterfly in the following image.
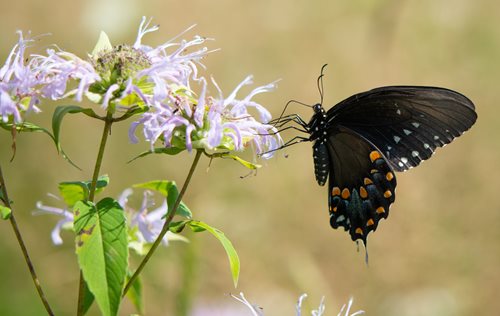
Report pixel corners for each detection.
[271,65,477,246]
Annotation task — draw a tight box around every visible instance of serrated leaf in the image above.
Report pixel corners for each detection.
[91,31,113,57]
[0,206,12,220]
[133,180,192,219]
[188,220,240,287]
[128,147,185,163]
[74,198,128,316]
[125,270,144,314]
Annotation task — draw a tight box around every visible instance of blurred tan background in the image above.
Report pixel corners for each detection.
[0,0,499,315]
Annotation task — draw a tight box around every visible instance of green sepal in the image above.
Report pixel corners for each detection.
[91,31,113,57]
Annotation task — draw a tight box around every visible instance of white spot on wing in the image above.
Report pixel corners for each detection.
[396,109,401,115]
[394,136,401,144]
[412,151,419,157]
[401,157,408,164]
[336,215,345,223]
[434,135,440,140]
[412,122,420,128]
[424,143,430,149]
[403,129,412,135]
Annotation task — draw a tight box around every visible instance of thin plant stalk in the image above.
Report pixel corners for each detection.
[76,112,114,316]
[123,149,202,296]
[0,164,55,315]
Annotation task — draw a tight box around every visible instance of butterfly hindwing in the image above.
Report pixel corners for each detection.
[324,126,396,242]
[328,86,477,171]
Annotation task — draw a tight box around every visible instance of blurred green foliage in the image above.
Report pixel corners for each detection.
[0,0,499,315]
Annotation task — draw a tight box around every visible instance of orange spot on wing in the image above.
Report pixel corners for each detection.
[332,187,341,196]
[384,190,393,198]
[341,188,350,199]
[364,178,373,185]
[386,172,394,181]
[359,186,368,199]
[376,206,385,214]
[367,219,375,226]
[355,227,363,235]
[369,151,381,162]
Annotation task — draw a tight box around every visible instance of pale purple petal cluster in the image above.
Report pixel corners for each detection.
[33,194,73,245]
[118,188,186,247]
[22,16,210,110]
[37,50,100,102]
[35,189,184,247]
[0,32,45,123]
[131,73,283,157]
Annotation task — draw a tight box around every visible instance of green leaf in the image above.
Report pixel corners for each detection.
[225,155,261,170]
[0,121,57,161]
[203,151,261,170]
[80,280,95,316]
[125,270,143,314]
[188,221,240,287]
[0,121,55,138]
[134,180,192,219]
[58,182,88,207]
[168,220,190,233]
[74,198,128,316]
[91,31,113,57]
[128,147,185,163]
[0,206,12,220]
[59,175,109,207]
[113,106,148,122]
[52,105,101,168]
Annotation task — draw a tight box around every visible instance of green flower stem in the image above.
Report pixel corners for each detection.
[122,149,202,296]
[77,111,114,316]
[0,165,55,315]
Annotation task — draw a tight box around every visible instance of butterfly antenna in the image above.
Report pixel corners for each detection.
[317,64,328,105]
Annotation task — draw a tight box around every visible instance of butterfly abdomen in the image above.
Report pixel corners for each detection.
[313,141,330,186]
[309,104,330,187]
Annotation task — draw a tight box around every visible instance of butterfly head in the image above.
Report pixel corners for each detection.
[312,103,324,115]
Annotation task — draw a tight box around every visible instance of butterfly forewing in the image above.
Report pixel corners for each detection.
[328,86,477,171]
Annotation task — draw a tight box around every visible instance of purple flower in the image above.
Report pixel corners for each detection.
[130,74,283,158]
[35,16,210,110]
[119,189,187,254]
[33,194,74,245]
[0,31,46,123]
[35,189,186,251]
